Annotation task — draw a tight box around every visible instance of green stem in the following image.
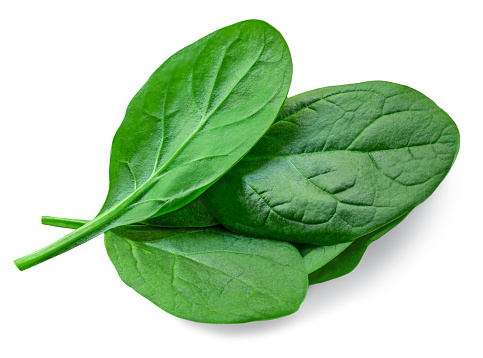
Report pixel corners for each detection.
[15,216,112,271]
[14,197,138,270]
[41,215,147,230]
[41,216,87,229]
[15,162,165,270]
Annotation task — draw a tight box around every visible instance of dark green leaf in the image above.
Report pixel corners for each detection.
[15,19,292,270]
[105,226,308,324]
[201,81,459,245]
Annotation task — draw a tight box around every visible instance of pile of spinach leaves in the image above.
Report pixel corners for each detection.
[15,20,460,324]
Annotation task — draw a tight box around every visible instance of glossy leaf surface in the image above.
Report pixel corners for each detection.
[15,19,292,270]
[202,81,459,245]
[105,226,308,324]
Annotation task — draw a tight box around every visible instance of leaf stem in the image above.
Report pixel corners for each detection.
[15,166,160,270]
[14,194,141,271]
[14,215,113,271]
[41,215,148,230]
[41,216,87,229]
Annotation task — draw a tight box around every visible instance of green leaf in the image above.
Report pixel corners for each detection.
[201,81,459,245]
[105,226,308,324]
[15,19,292,270]
[299,213,408,284]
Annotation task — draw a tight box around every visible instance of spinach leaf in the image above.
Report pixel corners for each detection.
[298,213,408,284]
[201,81,460,245]
[105,225,308,324]
[15,19,292,270]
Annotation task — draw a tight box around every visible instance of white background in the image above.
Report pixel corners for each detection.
[2,1,482,357]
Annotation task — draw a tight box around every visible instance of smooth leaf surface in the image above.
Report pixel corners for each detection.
[105,226,308,324]
[299,213,408,284]
[201,81,459,245]
[15,19,292,270]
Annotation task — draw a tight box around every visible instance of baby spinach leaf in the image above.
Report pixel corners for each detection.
[15,19,292,270]
[105,225,308,324]
[201,81,459,245]
[298,213,408,284]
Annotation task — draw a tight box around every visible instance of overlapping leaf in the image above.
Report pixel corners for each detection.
[105,226,308,324]
[201,81,460,245]
[15,19,292,270]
